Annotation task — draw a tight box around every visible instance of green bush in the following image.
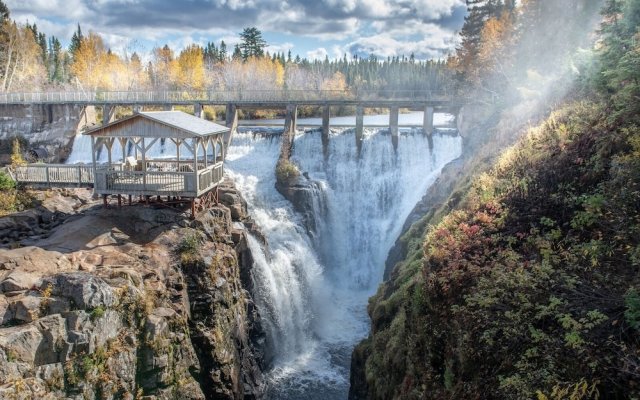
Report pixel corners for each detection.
[0,171,15,190]
[276,159,300,185]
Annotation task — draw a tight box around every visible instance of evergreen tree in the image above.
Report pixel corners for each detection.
[69,23,83,56]
[239,27,267,60]
[219,40,227,61]
[49,36,64,82]
[232,44,242,60]
[0,0,9,22]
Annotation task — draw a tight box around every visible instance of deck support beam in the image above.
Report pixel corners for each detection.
[355,106,364,156]
[322,105,330,159]
[423,106,434,137]
[390,106,399,150]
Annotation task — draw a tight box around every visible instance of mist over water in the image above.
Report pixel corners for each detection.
[226,117,462,398]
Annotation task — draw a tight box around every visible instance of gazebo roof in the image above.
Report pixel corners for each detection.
[86,111,230,139]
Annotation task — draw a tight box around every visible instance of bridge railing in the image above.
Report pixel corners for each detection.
[0,89,451,104]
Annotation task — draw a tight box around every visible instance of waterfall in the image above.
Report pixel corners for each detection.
[63,112,462,398]
[225,121,462,399]
[66,133,184,164]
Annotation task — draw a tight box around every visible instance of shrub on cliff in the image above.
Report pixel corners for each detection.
[275,159,300,185]
[0,170,15,190]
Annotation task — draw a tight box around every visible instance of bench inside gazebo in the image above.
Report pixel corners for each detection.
[87,111,228,217]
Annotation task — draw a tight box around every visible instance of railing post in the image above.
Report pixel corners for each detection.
[45,166,50,187]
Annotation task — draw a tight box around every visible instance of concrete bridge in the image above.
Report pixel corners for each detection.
[0,89,462,153]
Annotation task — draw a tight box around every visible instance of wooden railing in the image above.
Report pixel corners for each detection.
[0,89,453,104]
[197,162,224,196]
[12,164,96,187]
[12,158,224,198]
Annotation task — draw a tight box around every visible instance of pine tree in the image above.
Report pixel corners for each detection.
[232,44,242,60]
[239,27,267,60]
[50,36,63,82]
[219,40,227,61]
[69,23,83,57]
[0,0,9,22]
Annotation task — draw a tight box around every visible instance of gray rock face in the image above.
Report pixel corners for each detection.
[41,273,116,309]
[0,104,96,163]
[275,175,327,238]
[0,180,265,399]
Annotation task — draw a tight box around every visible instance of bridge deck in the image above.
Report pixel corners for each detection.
[0,90,459,108]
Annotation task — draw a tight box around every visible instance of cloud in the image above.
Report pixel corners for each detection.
[5,0,466,59]
[345,23,459,60]
[266,42,295,55]
[307,47,329,60]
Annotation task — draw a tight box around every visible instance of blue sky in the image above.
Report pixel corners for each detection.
[6,0,467,61]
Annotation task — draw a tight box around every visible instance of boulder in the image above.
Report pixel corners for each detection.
[0,323,43,364]
[11,295,42,323]
[0,270,41,293]
[41,273,116,309]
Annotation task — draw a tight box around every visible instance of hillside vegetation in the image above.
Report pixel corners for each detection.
[351,0,640,398]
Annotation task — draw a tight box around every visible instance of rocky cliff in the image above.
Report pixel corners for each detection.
[0,104,96,164]
[0,180,265,399]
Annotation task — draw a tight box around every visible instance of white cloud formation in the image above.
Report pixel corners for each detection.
[307,47,329,60]
[4,0,466,60]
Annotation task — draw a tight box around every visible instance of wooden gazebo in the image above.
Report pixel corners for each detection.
[87,111,228,216]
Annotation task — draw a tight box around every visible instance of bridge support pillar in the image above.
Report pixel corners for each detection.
[133,104,143,114]
[102,105,115,126]
[281,104,298,160]
[224,104,238,153]
[164,104,174,111]
[390,106,399,150]
[355,106,364,156]
[322,105,330,159]
[423,106,434,136]
[194,103,204,119]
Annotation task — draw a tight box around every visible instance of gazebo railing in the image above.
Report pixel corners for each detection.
[197,163,224,196]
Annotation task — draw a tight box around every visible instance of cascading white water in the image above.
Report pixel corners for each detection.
[66,133,186,164]
[225,116,462,399]
[64,112,462,398]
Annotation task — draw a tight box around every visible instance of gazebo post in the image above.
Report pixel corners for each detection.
[141,137,147,191]
[120,138,126,162]
[106,138,113,167]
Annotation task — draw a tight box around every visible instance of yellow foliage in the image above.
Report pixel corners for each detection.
[71,32,108,90]
[10,138,25,166]
[321,71,348,92]
[477,11,514,75]
[176,44,205,90]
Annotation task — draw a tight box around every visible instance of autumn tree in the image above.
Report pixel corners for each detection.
[176,44,205,90]
[70,32,108,90]
[149,44,178,89]
[0,22,47,91]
